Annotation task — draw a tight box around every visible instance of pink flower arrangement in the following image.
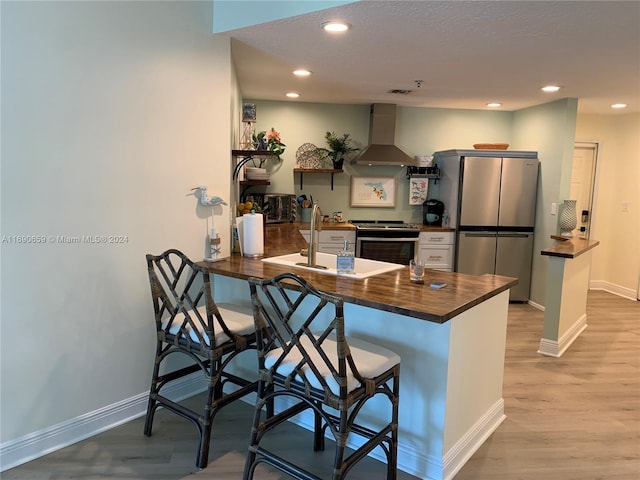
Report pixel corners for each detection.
[253,127,286,165]
[266,128,285,159]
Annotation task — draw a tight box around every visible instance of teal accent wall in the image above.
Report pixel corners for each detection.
[512,98,579,305]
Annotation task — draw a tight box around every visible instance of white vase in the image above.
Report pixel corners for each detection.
[559,199,577,237]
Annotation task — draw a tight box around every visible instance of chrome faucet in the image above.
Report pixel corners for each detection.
[297,202,327,269]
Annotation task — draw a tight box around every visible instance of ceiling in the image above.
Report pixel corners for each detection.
[223,0,640,115]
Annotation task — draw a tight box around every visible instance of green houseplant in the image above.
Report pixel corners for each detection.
[252,127,286,167]
[318,131,359,169]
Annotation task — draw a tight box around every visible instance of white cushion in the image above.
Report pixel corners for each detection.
[162,302,254,346]
[264,333,400,395]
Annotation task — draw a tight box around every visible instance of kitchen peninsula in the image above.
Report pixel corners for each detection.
[199,223,517,480]
[539,237,600,357]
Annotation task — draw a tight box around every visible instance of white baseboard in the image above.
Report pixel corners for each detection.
[0,374,204,472]
[590,280,638,301]
[3,381,504,480]
[280,396,444,480]
[527,299,545,311]
[442,398,506,480]
[538,314,588,357]
[281,396,505,480]
[528,282,637,315]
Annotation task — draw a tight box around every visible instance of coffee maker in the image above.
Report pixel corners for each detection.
[423,199,445,226]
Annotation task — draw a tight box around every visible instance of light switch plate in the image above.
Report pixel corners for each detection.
[550,202,557,215]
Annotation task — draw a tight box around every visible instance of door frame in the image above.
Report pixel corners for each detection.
[573,142,600,239]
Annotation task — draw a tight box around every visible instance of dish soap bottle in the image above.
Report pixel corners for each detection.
[336,240,355,275]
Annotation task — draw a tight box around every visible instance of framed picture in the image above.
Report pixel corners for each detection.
[409,178,429,205]
[350,176,397,208]
[242,103,256,122]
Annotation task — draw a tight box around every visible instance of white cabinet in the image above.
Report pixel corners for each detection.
[299,230,355,255]
[318,231,355,255]
[418,231,454,271]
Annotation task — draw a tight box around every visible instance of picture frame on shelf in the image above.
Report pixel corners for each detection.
[350,176,397,208]
[242,103,257,123]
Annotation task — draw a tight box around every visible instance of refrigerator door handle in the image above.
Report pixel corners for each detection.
[462,232,497,237]
[497,233,531,238]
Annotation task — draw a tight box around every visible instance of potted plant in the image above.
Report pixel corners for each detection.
[252,127,286,167]
[318,131,359,169]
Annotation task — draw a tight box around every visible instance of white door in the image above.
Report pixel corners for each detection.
[571,143,598,237]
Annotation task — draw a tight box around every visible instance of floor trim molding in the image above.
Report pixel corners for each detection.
[538,314,588,357]
[281,396,444,480]
[0,374,203,472]
[442,398,506,480]
[590,280,637,301]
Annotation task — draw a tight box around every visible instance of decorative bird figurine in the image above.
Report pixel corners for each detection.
[189,186,228,207]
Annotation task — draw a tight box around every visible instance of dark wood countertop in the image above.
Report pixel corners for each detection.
[199,223,516,324]
[541,237,600,258]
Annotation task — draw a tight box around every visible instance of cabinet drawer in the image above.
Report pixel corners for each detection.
[319,243,354,255]
[300,230,355,254]
[419,231,454,245]
[418,245,453,269]
[319,231,355,244]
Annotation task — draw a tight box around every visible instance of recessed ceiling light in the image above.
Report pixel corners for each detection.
[487,102,502,108]
[322,21,350,33]
[542,85,561,92]
[611,103,628,109]
[286,92,300,98]
[293,69,312,77]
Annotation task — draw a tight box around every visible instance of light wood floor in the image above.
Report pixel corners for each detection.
[3,291,639,480]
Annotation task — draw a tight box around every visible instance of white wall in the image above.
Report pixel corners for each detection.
[1,0,233,447]
[576,113,640,298]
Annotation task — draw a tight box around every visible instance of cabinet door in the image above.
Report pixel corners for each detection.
[419,245,453,270]
[318,231,355,244]
[419,231,454,245]
[318,231,355,254]
[301,230,355,254]
[318,244,345,255]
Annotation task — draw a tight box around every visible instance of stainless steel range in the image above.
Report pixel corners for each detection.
[351,220,420,265]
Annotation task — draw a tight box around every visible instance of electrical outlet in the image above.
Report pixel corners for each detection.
[550,202,557,215]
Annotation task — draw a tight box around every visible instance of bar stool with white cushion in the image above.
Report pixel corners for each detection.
[243,272,401,480]
[144,249,257,468]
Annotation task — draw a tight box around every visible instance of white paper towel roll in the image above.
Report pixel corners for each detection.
[241,213,264,257]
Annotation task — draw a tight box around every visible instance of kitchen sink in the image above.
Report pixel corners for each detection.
[261,252,404,279]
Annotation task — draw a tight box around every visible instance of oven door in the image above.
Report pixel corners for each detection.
[356,234,418,265]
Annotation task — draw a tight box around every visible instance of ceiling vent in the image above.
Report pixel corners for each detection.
[353,104,416,166]
[388,89,412,95]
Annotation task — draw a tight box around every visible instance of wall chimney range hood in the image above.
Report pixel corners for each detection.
[353,103,416,166]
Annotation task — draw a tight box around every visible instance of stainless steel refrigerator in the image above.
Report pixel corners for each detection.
[435,149,539,301]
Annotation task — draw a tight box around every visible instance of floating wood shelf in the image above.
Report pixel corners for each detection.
[406,167,440,183]
[293,168,343,190]
[232,149,275,157]
[239,180,270,186]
